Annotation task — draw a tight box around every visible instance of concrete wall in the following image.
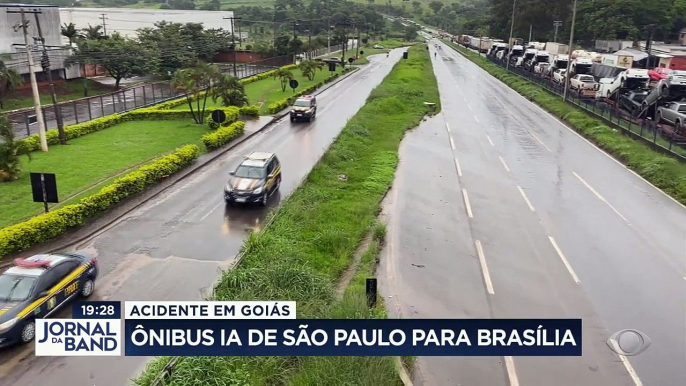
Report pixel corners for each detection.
[0,5,61,54]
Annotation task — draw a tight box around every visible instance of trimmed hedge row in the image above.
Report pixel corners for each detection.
[444,40,686,205]
[239,105,259,117]
[153,64,299,111]
[202,121,246,151]
[0,145,201,258]
[267,67,355,114]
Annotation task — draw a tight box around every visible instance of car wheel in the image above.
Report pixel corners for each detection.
[290,116,295,122]
[81,278,95,298]
[21,320,36,344]
[260,194,268,207]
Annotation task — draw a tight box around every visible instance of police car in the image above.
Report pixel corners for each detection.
[224,152,282,206]
[290,95,317,122]
[0,253,99,348]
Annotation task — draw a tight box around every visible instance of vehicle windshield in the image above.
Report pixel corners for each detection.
[0,274,36,302]
[234,165,266,179]
[632,94,646,102]
[678,106,686,113]
[293,99,311,107]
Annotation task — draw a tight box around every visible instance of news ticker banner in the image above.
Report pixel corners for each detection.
[36,301,582,357]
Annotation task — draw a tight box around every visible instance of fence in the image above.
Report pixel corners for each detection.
[2,56,291,140]
[296,43,353,61]
[483,55,686,161]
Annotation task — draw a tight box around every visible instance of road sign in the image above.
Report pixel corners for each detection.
[211,109,226,124]
[403,51,408,59]
[30,172,58,213]
[289,79,299,93]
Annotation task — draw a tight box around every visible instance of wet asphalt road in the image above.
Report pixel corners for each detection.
[8,65,275,140]
[378,40,686,385]
[0,51,404,386]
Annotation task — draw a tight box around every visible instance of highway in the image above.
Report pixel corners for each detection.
[0,50,405,386]
[379,39,686,385]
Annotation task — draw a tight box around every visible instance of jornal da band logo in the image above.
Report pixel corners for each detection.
[35,319,121,357]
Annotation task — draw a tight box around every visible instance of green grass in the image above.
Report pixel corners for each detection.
[0,119,208,228]
[1,79,114,112]
[174,67,342,115]
[444,40,686,206]
[320,39,414,65]
[134,43,439,386]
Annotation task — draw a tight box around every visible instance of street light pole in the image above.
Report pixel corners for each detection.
[506,0,516,71]
[553,20,562,43]
[563,0,577,102]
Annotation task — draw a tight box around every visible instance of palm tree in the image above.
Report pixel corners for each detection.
[210,74,248,107]
[273,68,294,92]
[61,23,80,46]
[0,61,23,110]
[170,61,221,124]
[0,115,31,182]
[298,60,315,81]
[82,24,104,40]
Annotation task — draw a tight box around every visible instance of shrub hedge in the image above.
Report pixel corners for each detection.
[444,40,686,205]
[0,145,201,258]
[201,121,246,151]
[267,67,355,114]
[239,105,260,117]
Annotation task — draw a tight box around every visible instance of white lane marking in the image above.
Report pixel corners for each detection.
[548,236,581,284]
[445,122,450,132]
[486,134,495,146]
[450,137,456,149]
[198,201,223,222]
[499,156,510,172]
[608,339,644,386]
[454,157,463,177]
[463,95,467,101]
[478,62,686,210]
[517,186,535,212]
[504,356,520,386]
[462,188,473,218]
[572,172,630,223]
[529,131,552,152]
[475,240,495,294]
[467,103,473,111]
[474,115,480,123]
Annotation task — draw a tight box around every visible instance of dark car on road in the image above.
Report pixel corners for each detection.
[290,95,317,122]
[618,90,648,116]
[224,152,282,206]
[0,253,99,348]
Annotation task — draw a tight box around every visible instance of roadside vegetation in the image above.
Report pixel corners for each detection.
[444,41,686,205]
[134,43,439,386]
[0,76,113,112]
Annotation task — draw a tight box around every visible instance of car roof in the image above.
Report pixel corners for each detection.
[296,95,314,100]
[3,254,71,277]
[241,152,274,167]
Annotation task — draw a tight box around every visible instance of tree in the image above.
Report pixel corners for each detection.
[0,61,22,110]
[82,24,104,40]
[298,60,316,81]
[210,74,249,107]
[0,116,31,182]
[61,22,80,46]
[411,1,422,14]
[428,0,443,14]
[170,61,221,124]
[273,68,294,92]
[67,33,157,89]
[404,25,419,41]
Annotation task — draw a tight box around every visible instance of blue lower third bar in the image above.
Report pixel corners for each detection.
[124,319,582,356]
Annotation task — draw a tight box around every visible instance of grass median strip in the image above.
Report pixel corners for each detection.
[444,40,686,205]
[134,43,439,386]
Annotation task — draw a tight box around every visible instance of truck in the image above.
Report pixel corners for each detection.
[596,68,650,100]
[506,45,525,64]
[488,42,507,57]
[570,57,594,76]
[529,51,550,72]
[527,41,546,50]
[600,54,633,69]
[638,71,686,118]
[516,48,537,68]
[509,37,524,46]
[545,42,569,56]
[546,54,570,76]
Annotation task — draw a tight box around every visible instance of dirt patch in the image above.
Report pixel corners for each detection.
[335,232,372,300]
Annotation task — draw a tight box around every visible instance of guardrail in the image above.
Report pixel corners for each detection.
[478,53,686,162]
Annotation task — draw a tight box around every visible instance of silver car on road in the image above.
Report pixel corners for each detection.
[657,101,686,130]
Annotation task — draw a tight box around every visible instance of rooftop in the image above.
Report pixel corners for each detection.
[1,4,59,8]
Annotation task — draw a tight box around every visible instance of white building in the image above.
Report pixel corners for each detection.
[0,4,80,80]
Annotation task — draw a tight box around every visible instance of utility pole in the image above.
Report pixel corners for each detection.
[9,8,47,151]
[355,26,360,60]
[528,24,532,43]
[563,0,577,102]
[506,0,516,71]
[101,13,107,36]
[327,18,331,54]
[33,11,66,144]
[553,20,562,43]
[223,15,241,77]
[307,28,312,60]
[645,24,657,69]
[237,19,242,47]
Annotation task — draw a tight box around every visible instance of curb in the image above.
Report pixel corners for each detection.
[0,66,364,267]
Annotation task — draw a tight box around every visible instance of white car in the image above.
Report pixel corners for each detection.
[373,44,384,49]
[534,62,550,74]
[553,69,567,83]
[569,74,597,90]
